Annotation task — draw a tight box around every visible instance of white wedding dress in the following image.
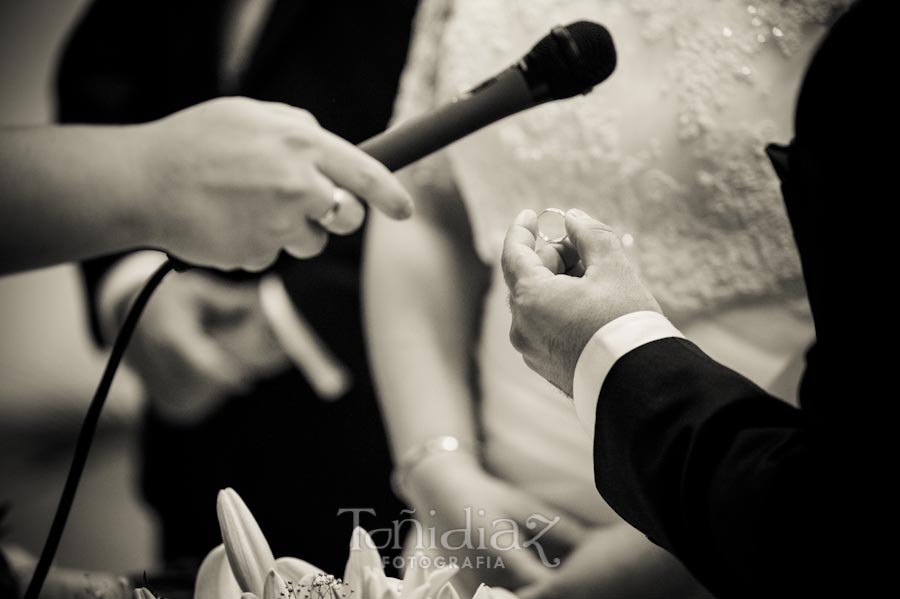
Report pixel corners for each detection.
[394,0,848,527]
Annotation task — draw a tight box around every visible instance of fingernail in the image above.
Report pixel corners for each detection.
[567,209,587,219]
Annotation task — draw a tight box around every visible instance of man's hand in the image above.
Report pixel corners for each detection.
[501,209,661,396]
[122,271,288,424]
[132,97,414,271]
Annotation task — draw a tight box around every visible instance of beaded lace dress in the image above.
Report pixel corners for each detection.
[394,0,849,525]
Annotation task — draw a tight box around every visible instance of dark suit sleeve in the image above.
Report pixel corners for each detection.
[56,0,221,344]
[55,0,164,344]
[593,338,820,597]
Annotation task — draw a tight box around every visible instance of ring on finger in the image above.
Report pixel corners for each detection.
[313,188,344,228]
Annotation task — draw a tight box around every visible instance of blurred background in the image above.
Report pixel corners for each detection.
[0,0,157,574]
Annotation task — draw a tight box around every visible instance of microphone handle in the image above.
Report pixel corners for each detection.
[360,66,538,172]
[169,68,535,272]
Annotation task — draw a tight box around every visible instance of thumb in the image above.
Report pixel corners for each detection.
[564,209,621,270]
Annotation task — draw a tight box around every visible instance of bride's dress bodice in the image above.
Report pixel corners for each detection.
[395,0,847,526]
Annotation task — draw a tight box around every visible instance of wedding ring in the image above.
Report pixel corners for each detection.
[314,188,343,228]
[538,208,569,244]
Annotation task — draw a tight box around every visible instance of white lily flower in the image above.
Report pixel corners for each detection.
[343,527,460,599]
[196,488,323,599]
[217,487,275,595]
[195,488,517,599]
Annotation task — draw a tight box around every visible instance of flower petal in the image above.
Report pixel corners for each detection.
[436,583,461,599]
[263,569,289,599]
[401,553,429,598]
[195,544,242,599]
[217,488,276,596]
[426,566,459,597]
[471,584,519,599]
[343,527,386,593]
[364,568,398,599]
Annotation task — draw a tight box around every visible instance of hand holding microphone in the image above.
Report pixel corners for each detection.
[133,97,413,271]
[18,20,622,599]
[135,20,615,270]
[1,21,614,277]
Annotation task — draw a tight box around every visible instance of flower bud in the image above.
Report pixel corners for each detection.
[217,488,276,596]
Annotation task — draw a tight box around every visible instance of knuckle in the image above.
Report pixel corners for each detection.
[208,96,235,109]
[502,255,528,283]
[295,108,318,125]
[500,252,515,276]
[245,241,272,267]
[509,324,527,352]
[267,214,294,238]
[281,173,313,199]
[509,278,536,305]
[253,244,280,268]
[592,226,621,248]
[290,230,329,259]
[507,281,526,308]
[270,170,316,203]
[243,258,272,273]
[219,96,255,113]
[281,129,319,154]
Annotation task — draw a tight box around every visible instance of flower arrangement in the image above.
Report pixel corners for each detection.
[134,488,517,599]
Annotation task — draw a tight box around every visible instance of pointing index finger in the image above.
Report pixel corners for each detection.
[502,210,553,290]
[313,129,414,220]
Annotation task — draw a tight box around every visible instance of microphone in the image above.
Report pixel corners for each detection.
[167,22,615,274]
[360,21,617,172]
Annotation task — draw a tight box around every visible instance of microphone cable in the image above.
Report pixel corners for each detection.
[23,258,177,599]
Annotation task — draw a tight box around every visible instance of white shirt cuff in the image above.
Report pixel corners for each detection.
[96,250,168,342]
[572,311,685,442]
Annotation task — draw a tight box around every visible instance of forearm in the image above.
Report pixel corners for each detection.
[363,183,488,458]
[0,126,154,274]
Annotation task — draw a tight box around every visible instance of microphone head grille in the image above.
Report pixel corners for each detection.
[522,21,617,100]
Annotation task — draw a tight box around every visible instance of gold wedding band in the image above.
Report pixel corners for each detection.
[314,189,343,228]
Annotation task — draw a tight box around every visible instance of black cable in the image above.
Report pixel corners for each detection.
[24,259,176,599]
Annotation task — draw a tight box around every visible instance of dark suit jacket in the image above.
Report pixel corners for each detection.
[56,0,418,574]
[0,545,15,599]
[591,1,886,596]
[57,0,417,345]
